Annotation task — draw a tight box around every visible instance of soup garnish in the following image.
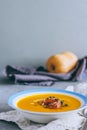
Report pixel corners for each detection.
[37,96,68,109]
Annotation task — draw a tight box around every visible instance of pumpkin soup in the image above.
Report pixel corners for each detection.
[16,93,81,112]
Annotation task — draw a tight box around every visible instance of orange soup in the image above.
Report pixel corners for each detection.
[16,93,81,112]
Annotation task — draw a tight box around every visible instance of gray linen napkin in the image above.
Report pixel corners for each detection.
[0,110,85,130]
[4,57,87,86]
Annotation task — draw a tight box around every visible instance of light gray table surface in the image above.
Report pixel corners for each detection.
[0,76,87,130]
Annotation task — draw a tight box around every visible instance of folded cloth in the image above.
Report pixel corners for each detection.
[0,85,87,130]
[0,110,86,130]
[4,56,87,86]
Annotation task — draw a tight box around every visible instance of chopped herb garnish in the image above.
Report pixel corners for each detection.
[37,96,68,109]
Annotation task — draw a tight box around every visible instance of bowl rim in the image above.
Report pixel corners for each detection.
[8,88,87,115]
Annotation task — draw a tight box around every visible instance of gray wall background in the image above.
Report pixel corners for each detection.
[0,0,87,71]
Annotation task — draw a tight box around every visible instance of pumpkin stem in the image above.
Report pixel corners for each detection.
[51,64,55,70]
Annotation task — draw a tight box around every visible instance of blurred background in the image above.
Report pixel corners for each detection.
[0,0,87,71]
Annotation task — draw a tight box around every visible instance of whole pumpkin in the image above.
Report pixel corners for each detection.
[46,51,78,74]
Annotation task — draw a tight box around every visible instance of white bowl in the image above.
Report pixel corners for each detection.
[8,88,87,123]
